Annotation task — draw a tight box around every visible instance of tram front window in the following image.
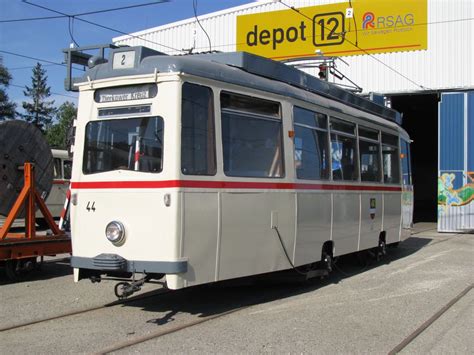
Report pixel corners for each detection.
[83,117,164,174]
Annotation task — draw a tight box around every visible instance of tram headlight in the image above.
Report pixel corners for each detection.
[105,221,125,245]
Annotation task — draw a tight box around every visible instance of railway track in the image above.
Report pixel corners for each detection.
[90,281,472,353]
[388,283,473,354]
[95,305,250,354]
[4,274,468,354]
[2,238,470,353]
[96,282,473,354]
[0,286,171,332]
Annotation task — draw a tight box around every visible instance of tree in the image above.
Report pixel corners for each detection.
[0,56,16,120]
[46,101,76,149]
[22,62,56,130]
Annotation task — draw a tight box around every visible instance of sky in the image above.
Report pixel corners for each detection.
[0,0,254,116]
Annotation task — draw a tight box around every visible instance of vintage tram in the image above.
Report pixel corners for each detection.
[68,46,413,296]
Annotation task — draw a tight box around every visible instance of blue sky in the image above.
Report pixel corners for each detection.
[0,0,252,114]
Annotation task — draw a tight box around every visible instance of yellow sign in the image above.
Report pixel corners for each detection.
[236,0,427,60]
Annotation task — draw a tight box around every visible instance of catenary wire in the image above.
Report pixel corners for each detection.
[8,0,457,88]
[10,83,78,99]
[70,0,170,17]
[193,0,212,52]
[68,17,80,48]
[1,1,170,23]
[2,10,472,30]
[348,0,358,46]
[0,49,83,71]
[0,49,84,71]
[4,2,472,56]
[8,64,56,70]
[0,14,64,23]
[22,0,184,53]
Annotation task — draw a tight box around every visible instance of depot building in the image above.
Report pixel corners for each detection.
[114,0,474,232]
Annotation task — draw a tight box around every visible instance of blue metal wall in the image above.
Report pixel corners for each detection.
[468,92,474,172]
[438,91,474,232]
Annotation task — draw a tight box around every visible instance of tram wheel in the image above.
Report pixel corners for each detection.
[4,257,37,281]
[377,239,387,261]
[322,251,333,273]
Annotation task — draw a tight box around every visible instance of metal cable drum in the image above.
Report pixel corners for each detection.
[0,120,54,217]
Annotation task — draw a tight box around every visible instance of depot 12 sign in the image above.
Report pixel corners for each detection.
[236,0,427,60]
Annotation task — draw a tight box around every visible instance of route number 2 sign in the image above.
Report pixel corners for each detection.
[113,51,136,69]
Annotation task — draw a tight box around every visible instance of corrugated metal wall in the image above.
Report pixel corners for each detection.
[114,0,473,95]
[438,91,474,232]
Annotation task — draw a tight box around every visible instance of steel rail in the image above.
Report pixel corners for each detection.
[96,281,474,354]
[388,283,473,354]
[94,306,249,354]
[0,287,170,332]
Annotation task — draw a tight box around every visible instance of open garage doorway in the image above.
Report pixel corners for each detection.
[390,94,439,222]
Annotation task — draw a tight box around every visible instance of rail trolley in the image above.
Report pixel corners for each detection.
[68,46,413,297]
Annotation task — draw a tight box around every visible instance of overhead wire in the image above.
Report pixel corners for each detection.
[10,83,78,99]
[2,10,472,30]
[71,0,170,17]
[22,0,185,53]
[4,0,465,88]
[1,1,170,23]
[193,0,212,52]
[0,49,84,71]
[68,17,80,48]
[8,64,56,71]
[0,14,64,23]
[278,0,429,90]
[348,0,358,46]
[0,49,83,71]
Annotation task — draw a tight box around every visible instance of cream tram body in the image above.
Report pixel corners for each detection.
[70,47,413,290]
[44,149,72,219]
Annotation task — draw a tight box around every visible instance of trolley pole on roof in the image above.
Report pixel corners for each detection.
[282,52,363,93]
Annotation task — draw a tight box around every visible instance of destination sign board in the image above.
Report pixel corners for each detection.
[94,84,158,103]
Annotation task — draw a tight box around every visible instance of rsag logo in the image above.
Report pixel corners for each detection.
[362,12,375,29]
[361,11,415,31]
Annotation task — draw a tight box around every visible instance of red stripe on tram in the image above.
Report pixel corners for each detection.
[70,180,401,192]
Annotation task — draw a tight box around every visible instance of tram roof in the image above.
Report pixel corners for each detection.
[77,46,402,125]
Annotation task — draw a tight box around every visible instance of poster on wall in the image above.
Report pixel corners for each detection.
[236,0,427,60]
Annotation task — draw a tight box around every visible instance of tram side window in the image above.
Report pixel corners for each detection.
[400,138,412,185]
[293,106,329,180]
[382,133,400,184]
[83,117,164,174]
[53,158,62,179]
[358,127,381,182]
[221,92,284,178]
[63,160,72,180]
[181,83,216,175]
[330,118,358,181]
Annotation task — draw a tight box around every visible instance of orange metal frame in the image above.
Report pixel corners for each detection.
[0,163,71,260]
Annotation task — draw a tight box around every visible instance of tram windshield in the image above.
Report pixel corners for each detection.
[83,116,163,174]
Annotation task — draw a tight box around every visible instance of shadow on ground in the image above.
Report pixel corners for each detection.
[114,235,434,327]
[0,258,72,285]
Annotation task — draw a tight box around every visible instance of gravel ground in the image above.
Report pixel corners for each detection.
[0,224,472,354]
